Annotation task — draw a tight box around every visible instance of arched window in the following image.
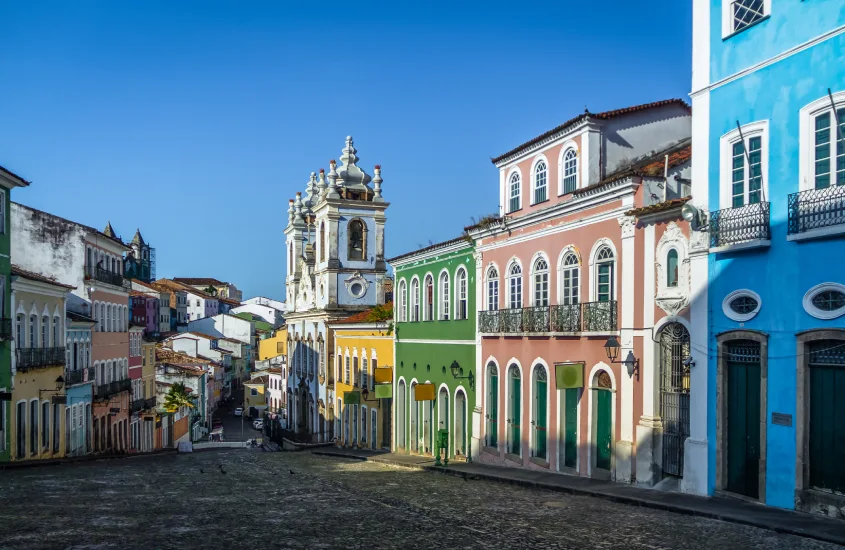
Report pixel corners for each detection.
[507,263,522,309]
[361,356,368,390]
[456,268,468,320]
[348,220,365,261]
[42,316,49,347]
[29,315,37,348]
[595,246,615,302]
[486,362,499,447]
[666,249,679,288]
[532,365,548,460]
[398,280,407,322]
[486,267,499,311]
[353,355,359,386]
[561,252,580,305]
[562,149,578,194]
[424,275,434,321]
[345,353,351,384]
[86,248,93,276]
[411,278,420,322]
[533,258,549,307]
[99,303,105,332]
[320,222,326,262]
[533,161,547,204]
[16,314,24,346]
[508,172,521,213]
[439,272,450,320]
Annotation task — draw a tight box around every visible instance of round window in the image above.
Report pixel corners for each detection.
[803,283,845,320]
[722,289,761,322]
[350,282,364,297]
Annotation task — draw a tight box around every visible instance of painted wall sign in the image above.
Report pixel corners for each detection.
[344,391,360,405]
[374,367,393,384]
[555,362,585,390]
[414,383,435,401]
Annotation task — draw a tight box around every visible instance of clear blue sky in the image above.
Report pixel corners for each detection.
[0,1,692,301]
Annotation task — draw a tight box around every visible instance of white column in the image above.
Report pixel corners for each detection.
[617,215,637,483]
[471,250,484,460]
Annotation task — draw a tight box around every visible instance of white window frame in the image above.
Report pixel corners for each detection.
[439,270,450,321]
[722,289,762,322]
[719,120,769,209]
[588,239,617,303]
[455,267,468,320]
[410,277,420,322]
[507,170,521,213]
[531,156,549,205]
[423,273,434,321]
[397,279,407,322]
[721,0,770,38]
[799,91,845,192]
[531,255,549,307]
[558,141,579,195]
[558,249,580,306]
[486,266,499,312]
[506,261,523,310]
[803,282,845,320]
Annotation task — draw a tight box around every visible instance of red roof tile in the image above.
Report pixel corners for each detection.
[11,265,76,289]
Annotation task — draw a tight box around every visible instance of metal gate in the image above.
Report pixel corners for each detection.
[660,323,691,477]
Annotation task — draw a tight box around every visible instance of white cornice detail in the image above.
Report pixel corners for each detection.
[389,241,471,268]
[493,121,594,168]
[395,338,476,345]
[691,24,845,98]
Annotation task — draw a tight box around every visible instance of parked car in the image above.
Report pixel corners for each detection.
[253,419,263,430]
[233,408,243,417]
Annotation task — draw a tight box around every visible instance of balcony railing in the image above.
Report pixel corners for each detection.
[788,185,845,236]
[131,398,145,413]
[94,267,124,287]
[16,347,66,371]
[95,378,131,399]
[479,301,617,335]
[65,368,85,385]
[144,396,156,410]
[709,201,770,248]
[0,318,12,340]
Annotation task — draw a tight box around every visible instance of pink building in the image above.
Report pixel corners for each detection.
[468,100,696,488]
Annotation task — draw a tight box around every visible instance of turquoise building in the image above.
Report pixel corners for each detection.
[687,0,845,517]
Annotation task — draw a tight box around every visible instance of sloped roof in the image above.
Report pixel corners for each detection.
[330,303,393,325]
[0,165,31,186]
[491,99,690,164]
[625,197,691,218]
[155,279,215,299]
[11,265,76,289]
[174,277,227,287]
[245,375,269,386]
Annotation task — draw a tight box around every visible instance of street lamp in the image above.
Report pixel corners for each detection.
[603,336,640,381]
[449,360,474,389]
[39,375,65,399]
[360,388,379,403]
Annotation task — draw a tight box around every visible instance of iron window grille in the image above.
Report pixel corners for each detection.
[15,347,66,371]
[729,296,759,314]
[787,185,845,235]
[732,0,765,33]
[811,290,845,312]
[478,301,616,334]
[709,201,771,247]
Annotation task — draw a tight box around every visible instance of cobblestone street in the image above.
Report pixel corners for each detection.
[0,450,838,549]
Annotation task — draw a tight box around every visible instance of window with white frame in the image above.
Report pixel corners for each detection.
[438,272,450,320]
[724,0,768,36]
[562,149,578,194]
[411,278,420,321]
[595,247,615,302]
[508,172,521,213]
[398,280,407,322]
[41,316,48,348]
[16,314,24,345]
[29,315,37,348]
[533,161,547,204]
[561,252,580,305]
[720,121,768,209]
[507,263,522,309]
[533,258,549,307]
[456,268,468,320]
[811,104,845,189]
[424,275,433,321]
[486,267,499,311]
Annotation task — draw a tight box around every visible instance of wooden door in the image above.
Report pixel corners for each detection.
[595,389,612,471]
[488,372,498,447]
[535,376,547,459]
[726,355,761,498]
[563,388,578,469]
[509,369,521,455]
[809,341,845,493]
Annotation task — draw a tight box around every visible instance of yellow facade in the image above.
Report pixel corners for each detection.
[330,324,394,450]
[11,365,67,461]
[243,377,267,418]
[258,327,286,361]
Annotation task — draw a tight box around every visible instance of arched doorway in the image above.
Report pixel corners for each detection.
[486,362,498,448]
[591,370,613,477]
[396,380,406,450]
[508,364,521,456]
[299,389,308,435]
[423,393,433,454]
[532,364,548,461]
[371,408,378,450]
[410,382,418,452]
[455,389,467,457]
[438,387,449,455]
[343,401,350,445]
[659,323,691,478]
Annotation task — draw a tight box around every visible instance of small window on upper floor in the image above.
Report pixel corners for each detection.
[723,0,769,37]
[533,161,547,205]
[719,121,768,210]
[348,220,365,261]
[508,172,521,213]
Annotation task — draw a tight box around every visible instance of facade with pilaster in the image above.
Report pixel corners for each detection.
[283,136,389,442]
[469,100,693,486]
[689,0,845,516]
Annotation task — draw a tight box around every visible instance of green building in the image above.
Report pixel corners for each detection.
[0,166,30,462]
[390,238,476,461]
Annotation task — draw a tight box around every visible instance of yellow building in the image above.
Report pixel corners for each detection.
[258,327,286,361]
[140,338,157,451]
[11,266,74,461]
[243,374,268,419]
[329,307,394,450]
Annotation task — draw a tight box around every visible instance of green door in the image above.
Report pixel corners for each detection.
[489,373,498,447]
[808,341,845,494]
[535,378,547,459]
[595,389,612,471]
[510,369,521,455]
[564,388,578,469]
[726,348,761,499]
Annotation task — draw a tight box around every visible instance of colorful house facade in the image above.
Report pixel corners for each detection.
[329,305,394,451]
[689,0,845,516]
[467,100,693,485]
[0,166,29,462]
[66,310,95,457]
[391,239,476,461]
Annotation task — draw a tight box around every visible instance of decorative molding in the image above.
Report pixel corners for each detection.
[618,215,637,239]
[655,222,690,316]
[803,282,845,320]
[722,289,762,323]
[343,271,370,300]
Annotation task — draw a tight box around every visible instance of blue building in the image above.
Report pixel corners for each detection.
[66,311,96,457]
[687,0,845,517]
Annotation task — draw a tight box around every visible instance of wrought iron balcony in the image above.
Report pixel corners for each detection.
[0,318,12,340]
[65,368,84,386]
[788,185,845,237]
[144,396,156,410]
[479,301,617,335]
[131,398,145,413]
[16,347,66,371]
[86,366,96,383]
[709,201,771,249]
[94,267,124,287]
[550,304,581,332]
[95,378,131,399]
[581,301,618,332]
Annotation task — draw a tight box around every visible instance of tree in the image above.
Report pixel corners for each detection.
[163,382,194,413]
[204,285,218,297]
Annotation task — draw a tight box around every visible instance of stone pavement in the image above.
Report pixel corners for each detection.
[313,447,845,547]
[0,449,840,549]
